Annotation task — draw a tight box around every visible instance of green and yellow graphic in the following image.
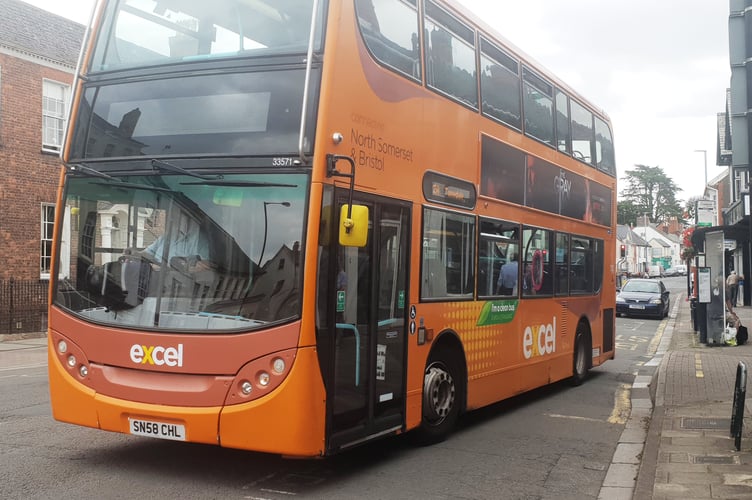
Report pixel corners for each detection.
[476,300,519,326]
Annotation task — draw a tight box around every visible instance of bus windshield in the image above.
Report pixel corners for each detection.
[90,0,322,72]
[55,172,308,331]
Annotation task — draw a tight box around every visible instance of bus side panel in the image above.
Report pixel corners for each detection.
[219,347,326,457]
[414,298,607,412]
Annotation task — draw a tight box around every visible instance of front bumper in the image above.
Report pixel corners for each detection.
[617,303,662,316]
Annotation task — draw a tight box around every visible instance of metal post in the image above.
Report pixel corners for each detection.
[695,149,708,189]
[731,361,747,451]
[643,212,649,275]
[748,187,752,306]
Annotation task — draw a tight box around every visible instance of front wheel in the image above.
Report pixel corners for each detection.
[413,351,461,444]
[571,327,590,386]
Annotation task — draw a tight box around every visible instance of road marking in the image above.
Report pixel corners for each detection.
[695,353,704,378]
[608,383,632,424]
[618,320,646,331]
[260,489,297,496]
[646,318,668,356]
[0,363,47,372]
[545,413,605,424]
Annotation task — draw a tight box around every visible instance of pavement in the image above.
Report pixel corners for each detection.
[0,333,47,371]
[3,299,752,499]
[601,295,752,500]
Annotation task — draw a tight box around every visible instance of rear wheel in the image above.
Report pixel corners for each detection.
[571,325,590,386]
[414,350,461,444]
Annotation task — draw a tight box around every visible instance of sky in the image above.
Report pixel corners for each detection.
[22,0,731,203]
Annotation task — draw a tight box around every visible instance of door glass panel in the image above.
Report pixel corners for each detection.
[375,206,408,418]
[332,240,371,430]
[330,199,409,437]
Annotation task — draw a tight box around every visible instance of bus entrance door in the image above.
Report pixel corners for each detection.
[329,198,410,450]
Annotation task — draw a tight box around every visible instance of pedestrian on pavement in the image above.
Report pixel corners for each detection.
[727,270,740,306]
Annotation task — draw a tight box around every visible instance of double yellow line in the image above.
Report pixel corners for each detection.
[695,353,704,378]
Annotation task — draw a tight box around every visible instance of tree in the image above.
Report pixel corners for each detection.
[619,165,683,225]
[683,195,702,223]
[617,199,643,226]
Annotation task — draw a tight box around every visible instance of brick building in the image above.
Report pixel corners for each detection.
[0,0,84,333]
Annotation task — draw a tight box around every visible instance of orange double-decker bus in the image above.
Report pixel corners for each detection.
[48,0,616,457]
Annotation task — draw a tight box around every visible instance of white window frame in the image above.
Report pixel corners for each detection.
[0,65,3,139]
[41,203,55,278]
[41,203,70,280]
[42,79,70,153]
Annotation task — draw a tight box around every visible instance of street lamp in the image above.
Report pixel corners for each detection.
[643,211,649,275]
[694,149,708,188]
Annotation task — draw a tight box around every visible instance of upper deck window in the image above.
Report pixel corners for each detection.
[424,1,478,108]
[89,0,323,72]
[355,0,421,80]
[522,66,554,146]
[480,38,521,130]
[570,100,594,165]
[595,117,616,175]
[555,90,571,155]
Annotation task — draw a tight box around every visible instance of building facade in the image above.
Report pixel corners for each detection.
[0,0,84,333]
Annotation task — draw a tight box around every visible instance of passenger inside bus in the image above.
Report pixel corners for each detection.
[496,254,518,296]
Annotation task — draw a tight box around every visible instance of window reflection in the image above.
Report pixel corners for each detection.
[421,208,475,299]
[424,1,478,108]
[90,0,321,71]
[480,38,521,129]
[55,173,308,331]
[522,67,554,145]
[522,227,552,296]
[355,0,421,79]
[571,100,594,165]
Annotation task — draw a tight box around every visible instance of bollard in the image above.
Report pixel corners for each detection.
[697,302,708,343]
[730,361,747,452]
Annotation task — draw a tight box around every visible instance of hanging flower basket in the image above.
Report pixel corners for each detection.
[681,226,697,263]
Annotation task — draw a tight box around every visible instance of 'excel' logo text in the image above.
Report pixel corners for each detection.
[130,343,184,367]
[523,317,557,359]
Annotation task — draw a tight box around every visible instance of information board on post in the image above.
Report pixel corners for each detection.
[696,199,715,227]
[698,267,711,303]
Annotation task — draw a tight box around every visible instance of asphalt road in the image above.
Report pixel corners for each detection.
[0,279,685,499]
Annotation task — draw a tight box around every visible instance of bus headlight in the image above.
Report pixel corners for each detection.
[67,355,77,367]
[58,340,68,354]
[240,380,253,395]
[79,365,89,378]
[224,348,296,406]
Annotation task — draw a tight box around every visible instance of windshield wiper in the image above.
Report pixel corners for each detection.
[68,163,121,182]
[151,159,222,181]
[89,181,172,193]
[180,180,299,188]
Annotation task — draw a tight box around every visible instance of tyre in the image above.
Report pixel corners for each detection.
[571,326,589,386]
[413,349,462,444]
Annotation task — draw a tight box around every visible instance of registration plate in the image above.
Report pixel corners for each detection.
[629,304,645,310]
[129,418,186,441]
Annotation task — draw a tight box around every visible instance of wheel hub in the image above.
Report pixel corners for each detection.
[423,364,455,424]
